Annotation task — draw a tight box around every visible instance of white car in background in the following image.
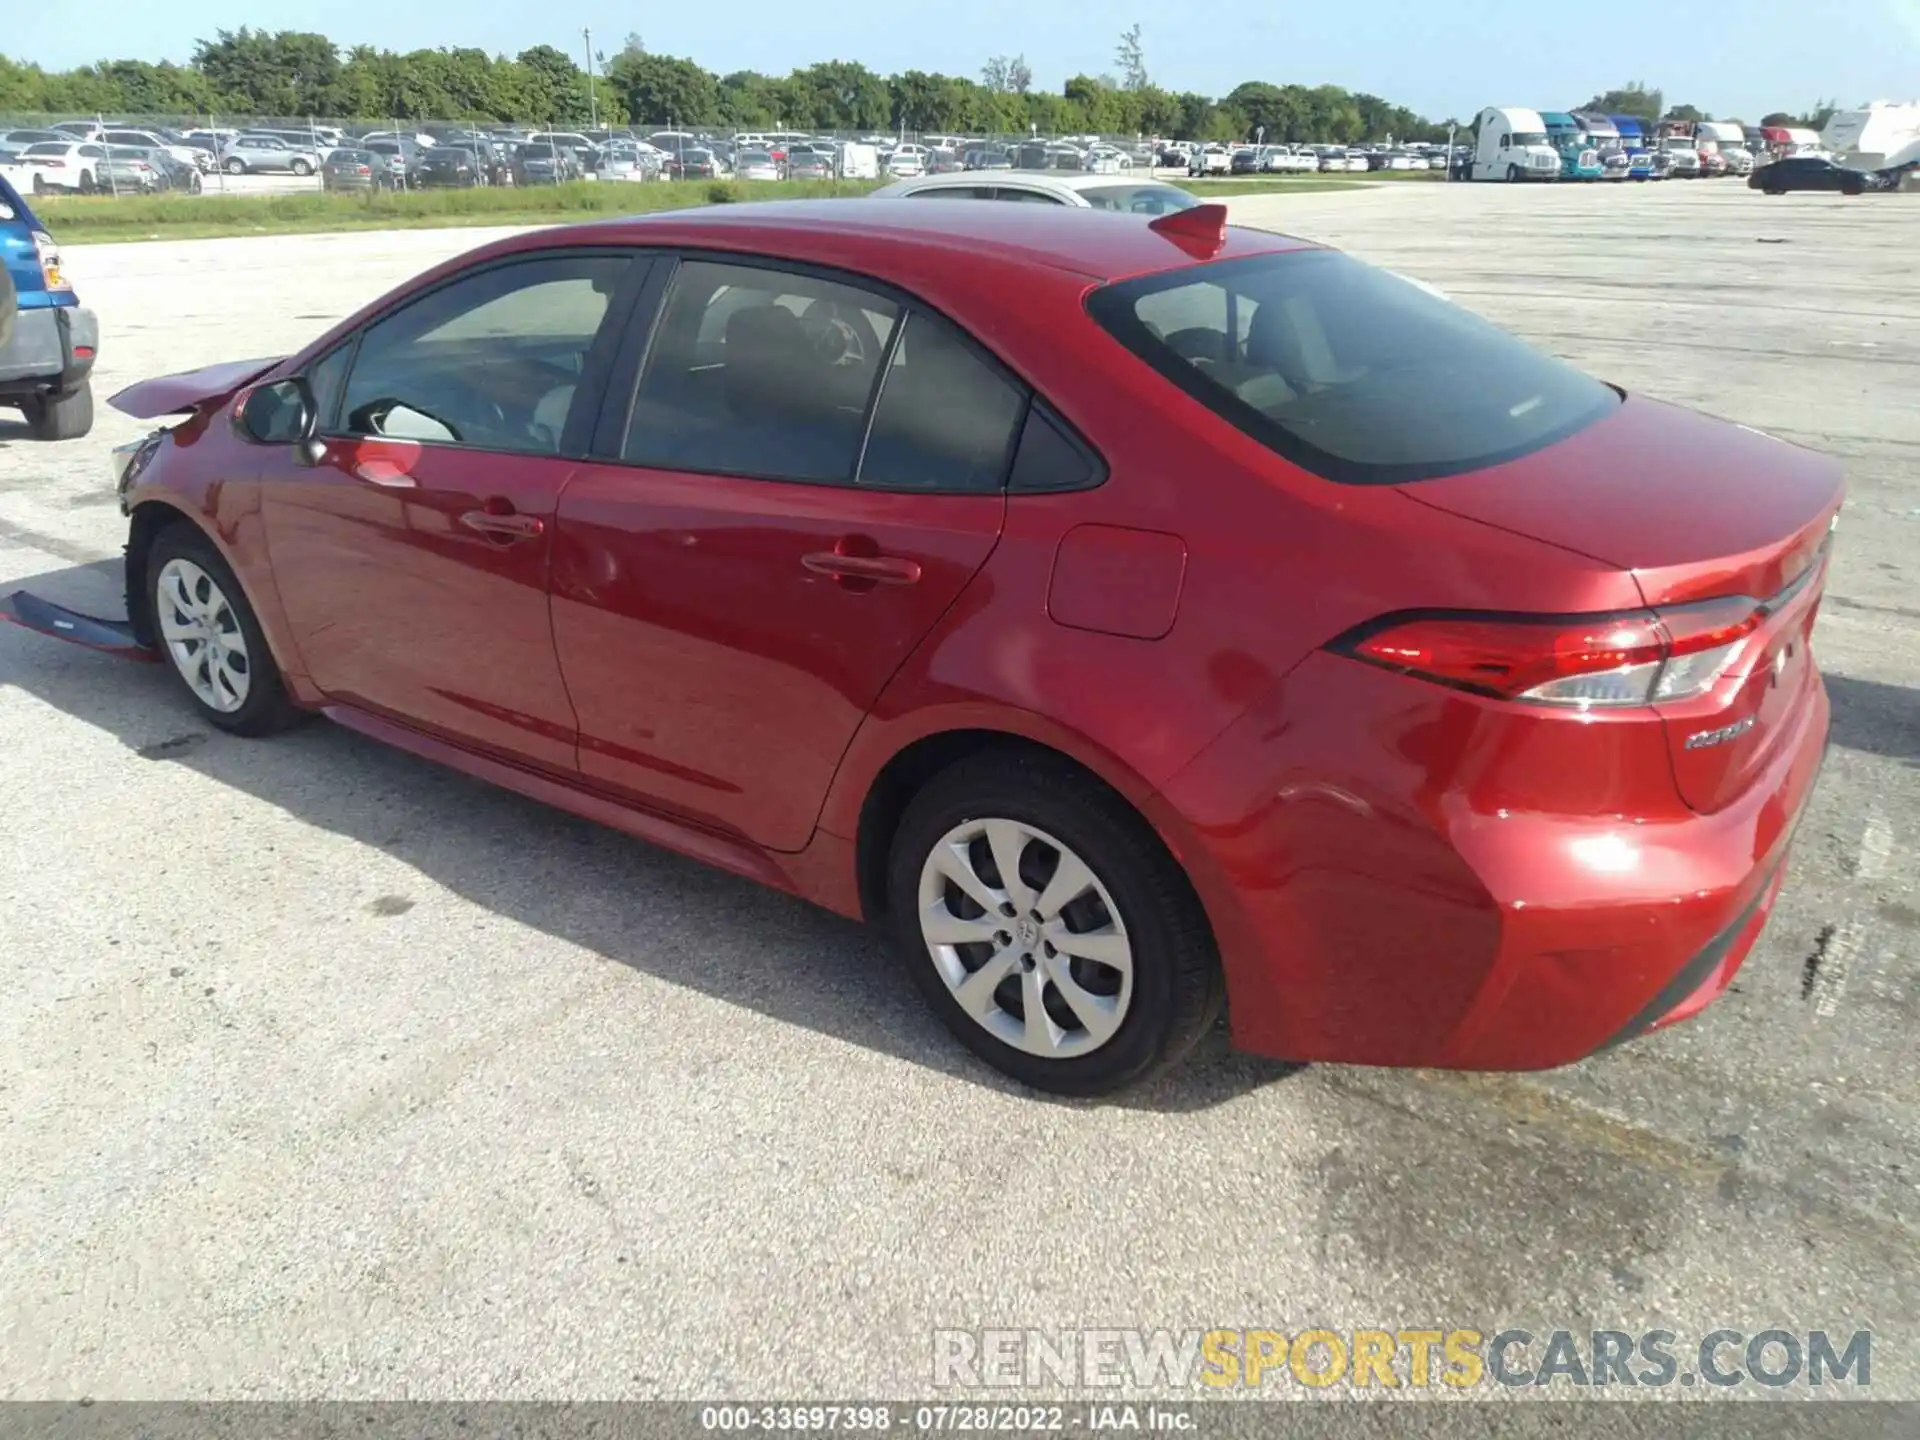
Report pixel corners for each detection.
[14,141,107,192]
[1264,146,1319,172]
[870,170,1203,213]
[1187,143,1231,175]
[882,147,926,178]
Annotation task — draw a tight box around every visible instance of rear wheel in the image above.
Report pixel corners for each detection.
[78,171,96,195]
[24,381,93,441]
[147,525,303,737]
[887,751,1223,1095]
[224,157,246,175]
[290,158,313,177]
[32,173,48,195]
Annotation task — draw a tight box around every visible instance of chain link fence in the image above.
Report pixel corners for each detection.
[2,111,1184,198]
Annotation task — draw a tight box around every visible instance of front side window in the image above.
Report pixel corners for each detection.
[336,254,628,455]
[1087,249,1618,486]
[623,260,898,484]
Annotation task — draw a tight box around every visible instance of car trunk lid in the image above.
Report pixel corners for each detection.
[1405,393,1844,813]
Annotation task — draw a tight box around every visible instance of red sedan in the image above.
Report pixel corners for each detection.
[5,201,1839,1095]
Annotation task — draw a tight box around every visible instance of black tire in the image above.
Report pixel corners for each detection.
[146,523,304,737]
[0,263,13,352]
[224,158,246,175]
[1507,164,1523,182]
[886,750,1224,1096]
[291,158,313,177]
[78,171,96,195]
[33,173,48,195]
[24,381,93,441]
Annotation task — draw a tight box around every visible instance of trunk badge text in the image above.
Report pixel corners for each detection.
[1686,715,1758,750]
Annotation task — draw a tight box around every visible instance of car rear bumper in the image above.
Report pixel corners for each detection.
[0,303,97,395]
[1154,650,1832,1071]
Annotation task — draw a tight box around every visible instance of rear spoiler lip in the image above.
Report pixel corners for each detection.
[108,355,284,419]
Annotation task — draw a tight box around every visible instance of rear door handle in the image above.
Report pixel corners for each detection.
[460,510,545,541]
[801,552,923,585]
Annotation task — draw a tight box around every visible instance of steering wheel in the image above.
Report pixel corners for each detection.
[799,301,872,368]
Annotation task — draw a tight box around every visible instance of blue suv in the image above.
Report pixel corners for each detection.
[1,172,98,439]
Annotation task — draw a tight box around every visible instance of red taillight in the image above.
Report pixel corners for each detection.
[73,346,95,359]
[1338,598,1766,709]
[357,165,371,174]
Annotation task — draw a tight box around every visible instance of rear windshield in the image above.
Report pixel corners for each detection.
[1086,249,1619,485]
[1077,183,1198,214]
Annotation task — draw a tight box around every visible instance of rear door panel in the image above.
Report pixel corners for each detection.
[551,466,1003,848]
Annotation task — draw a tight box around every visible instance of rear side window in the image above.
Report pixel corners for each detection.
[859,312,1024,492]
[1086,250,1619,485]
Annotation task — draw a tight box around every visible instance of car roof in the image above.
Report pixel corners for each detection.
[537,197,1312,282]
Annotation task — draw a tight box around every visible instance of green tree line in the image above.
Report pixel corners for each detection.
[0,28,1457,142]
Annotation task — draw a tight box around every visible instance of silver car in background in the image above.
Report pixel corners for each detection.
[219,134,319,177]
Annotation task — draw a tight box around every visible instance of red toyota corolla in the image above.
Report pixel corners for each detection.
[4,201,1839,1095]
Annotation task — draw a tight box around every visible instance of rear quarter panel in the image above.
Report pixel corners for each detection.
[816,254,1649,850]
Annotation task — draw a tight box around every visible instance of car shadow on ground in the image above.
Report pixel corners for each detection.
[1823,672,1919,765]
[2,557,1305,1114]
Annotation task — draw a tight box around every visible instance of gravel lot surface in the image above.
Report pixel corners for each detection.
[1,180,1915,1406]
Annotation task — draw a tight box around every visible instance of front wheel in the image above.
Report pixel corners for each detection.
[224,158,246,175]
[888,751,1223,1095]
[290,158,313,176]
[147,526,304,737]
[1507,164,1523,182]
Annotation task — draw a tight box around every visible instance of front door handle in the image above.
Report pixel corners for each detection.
[460,510,544,541]
[801,551,922,586]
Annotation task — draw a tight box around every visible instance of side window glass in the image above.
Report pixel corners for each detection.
[1007,402,1104,493]
[307,344,353,432]
[858,312,1025,492]
[991,187,1067,203]
[624,260,897,485]
[909,186,993,199]
[337,254,627,455]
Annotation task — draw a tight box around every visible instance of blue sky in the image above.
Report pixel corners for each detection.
[12,0,1919,122]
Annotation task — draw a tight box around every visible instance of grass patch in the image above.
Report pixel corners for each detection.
[37,177,886,244]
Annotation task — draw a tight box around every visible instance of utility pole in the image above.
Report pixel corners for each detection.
[583,28,598,130]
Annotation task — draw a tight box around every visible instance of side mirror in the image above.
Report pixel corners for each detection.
[234,377,315,447]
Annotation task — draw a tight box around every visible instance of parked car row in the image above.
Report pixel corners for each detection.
[1163,140,1459,177]
[0,138,206,194]
[1461,108,1908,191]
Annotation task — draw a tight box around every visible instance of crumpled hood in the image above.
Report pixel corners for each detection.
[108,356,283,419]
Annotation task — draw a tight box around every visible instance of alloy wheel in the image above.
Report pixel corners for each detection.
[155,558,251,713]
[916,818,1133,1059]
